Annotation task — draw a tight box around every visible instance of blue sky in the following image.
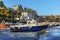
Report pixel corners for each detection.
[0,0,60,15]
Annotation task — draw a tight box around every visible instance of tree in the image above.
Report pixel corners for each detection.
[16,11,22,21]
[0,1,4,7]
[49,15,55,22]
[24,8,36,13]
[18,5,23,12]
[6,9,12,16]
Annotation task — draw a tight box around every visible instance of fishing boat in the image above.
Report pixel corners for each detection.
[10,19,49,32]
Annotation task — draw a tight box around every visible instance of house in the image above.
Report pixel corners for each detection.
[20,12,33,20]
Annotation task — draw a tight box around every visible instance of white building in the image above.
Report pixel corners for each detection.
[10,5,23,12]
[15,12,38,21]
[20,12,33,20]
[11,5,19,11]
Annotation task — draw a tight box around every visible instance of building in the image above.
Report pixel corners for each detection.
[20,12,33,20]
[10,5,23,12]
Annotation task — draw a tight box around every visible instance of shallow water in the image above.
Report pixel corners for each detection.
[0,26,60,40]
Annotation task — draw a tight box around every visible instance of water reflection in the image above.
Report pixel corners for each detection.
[0,26,60,40]
[0,28,39,40]
[39,26,60,40]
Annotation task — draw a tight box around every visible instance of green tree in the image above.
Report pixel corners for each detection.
[16,11,22,21]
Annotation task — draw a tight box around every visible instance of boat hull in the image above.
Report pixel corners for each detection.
[10,25,48,32]
[0,24,9,28]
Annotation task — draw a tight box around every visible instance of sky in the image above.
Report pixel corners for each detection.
[0,0,60,15]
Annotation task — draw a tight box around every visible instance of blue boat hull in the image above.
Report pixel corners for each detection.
[10,25,48,32]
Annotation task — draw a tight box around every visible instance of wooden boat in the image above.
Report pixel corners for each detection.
[0,21,10,28]
[0,24,9,28]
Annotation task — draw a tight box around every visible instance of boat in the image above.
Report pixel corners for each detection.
[48,22,59,27]
[0,21,10,28]
[10,19,48,32]
[54,22,59,26]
